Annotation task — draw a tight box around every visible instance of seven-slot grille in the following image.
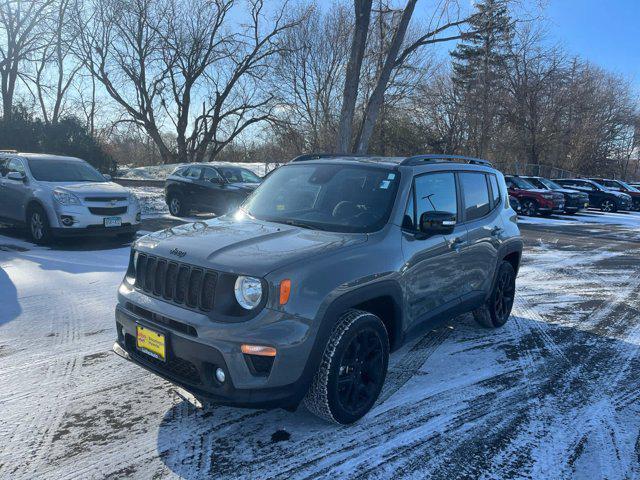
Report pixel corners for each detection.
[134,253,217,312]
[88,206,128,215]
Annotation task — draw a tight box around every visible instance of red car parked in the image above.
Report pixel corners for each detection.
[505,175,565,216]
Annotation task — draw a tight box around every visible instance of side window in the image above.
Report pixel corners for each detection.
[0,158,7,176]
[460,172,491,221]
[185,166,202,179]
[505,178,515,189]
[414,172,458,223]
[604,181,620,191]
[489,174,501,207]
[203,167,222,182]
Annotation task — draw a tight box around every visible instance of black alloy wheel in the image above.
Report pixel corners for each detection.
[493,264,516,326]
[336,328,385,417]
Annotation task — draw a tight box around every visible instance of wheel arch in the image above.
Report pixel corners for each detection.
[287,280,404,408]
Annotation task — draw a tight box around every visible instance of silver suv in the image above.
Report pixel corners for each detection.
[0,152,141,244]
[114,154,523,424]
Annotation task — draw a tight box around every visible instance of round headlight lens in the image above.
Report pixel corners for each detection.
[234,276,262,310]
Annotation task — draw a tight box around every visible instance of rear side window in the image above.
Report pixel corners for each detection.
[460,172,490,221]
[184,166,202,179]
[489,174,501,206]
[414,172,458,223]
[203,167,222,181]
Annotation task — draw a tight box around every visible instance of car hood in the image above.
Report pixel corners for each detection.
[135,214,367,277]
[554,188,587,196]
[39,181,130,198]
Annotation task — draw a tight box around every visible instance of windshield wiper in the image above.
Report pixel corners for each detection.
[278,219,327,231]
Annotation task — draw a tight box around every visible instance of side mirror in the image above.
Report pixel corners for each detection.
[419,211,456,235]
[103,174,112,181]
[6,171,26,182]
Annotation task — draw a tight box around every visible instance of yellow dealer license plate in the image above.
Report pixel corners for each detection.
[136,325,166,361]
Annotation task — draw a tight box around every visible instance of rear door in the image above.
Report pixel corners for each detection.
[456,171,502,303]
[181,166,204,207]
[201,167,226,211]
[401,171,467,329]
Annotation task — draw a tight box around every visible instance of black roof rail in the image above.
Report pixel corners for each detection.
[291,153,370,162]
[400,154,492,167]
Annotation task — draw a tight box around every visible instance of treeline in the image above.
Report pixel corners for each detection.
[0,0,637,179]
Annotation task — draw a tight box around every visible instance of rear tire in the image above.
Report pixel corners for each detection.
[167,193,186,217]
[600,199,616,213]
[473,261,516,328]
[27,205,53,245]
[303,309,389,425]
[520,199,538,217]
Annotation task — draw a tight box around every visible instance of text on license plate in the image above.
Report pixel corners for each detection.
[136,325,166,361]
[104,216,122,227]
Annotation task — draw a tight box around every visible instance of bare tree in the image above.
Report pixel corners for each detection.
[0,0,55,120]
[73,0,300,164]
[31,0,81,123]
[336,0,372,153]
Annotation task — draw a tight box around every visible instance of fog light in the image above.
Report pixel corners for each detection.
[215,367,226,383]
[60,215,74,226]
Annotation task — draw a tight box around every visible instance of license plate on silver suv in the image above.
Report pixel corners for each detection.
[104,216,122,227]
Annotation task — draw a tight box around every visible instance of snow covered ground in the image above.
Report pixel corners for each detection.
[0,215,639,479]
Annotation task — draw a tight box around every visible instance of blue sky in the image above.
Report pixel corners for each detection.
[545,0,639,89]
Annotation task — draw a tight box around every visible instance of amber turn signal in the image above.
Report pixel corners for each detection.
[241,344,277,357]
[279,279,291,305]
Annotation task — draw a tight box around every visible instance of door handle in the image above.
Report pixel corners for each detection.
[450,236,465,251]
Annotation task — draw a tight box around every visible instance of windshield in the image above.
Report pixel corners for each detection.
[529,177,563,190]
[28,158,106,182]
[508,177,536,189]
[218,167,261,183]
[614,180,639,192]
[241,163,399,233]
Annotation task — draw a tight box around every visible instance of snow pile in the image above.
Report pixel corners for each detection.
[119,162,276,180]
[128,187,168,216]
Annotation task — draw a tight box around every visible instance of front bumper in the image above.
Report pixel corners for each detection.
[113,290,316,409]
[50,202,141,232]
[52,223,138,237]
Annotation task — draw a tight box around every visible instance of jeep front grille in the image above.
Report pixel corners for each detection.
[134,253,217,312]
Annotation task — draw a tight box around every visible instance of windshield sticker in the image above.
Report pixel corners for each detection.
[380,180,391,189]
[387,173,396,180]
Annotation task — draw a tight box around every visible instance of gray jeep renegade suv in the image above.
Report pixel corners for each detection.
[113,154,523,424]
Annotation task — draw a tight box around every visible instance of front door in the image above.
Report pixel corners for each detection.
[401,171,466,329]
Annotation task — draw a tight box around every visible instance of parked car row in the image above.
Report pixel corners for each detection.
[504,174,637,216]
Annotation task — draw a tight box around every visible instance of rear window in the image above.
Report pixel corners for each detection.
[460,172,490,221]
[27,158,105,182]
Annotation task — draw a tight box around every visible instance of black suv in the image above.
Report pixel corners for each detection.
[554,178,632,212]
[521,176,590,214]
[589,178,640,211]
[165,163,262,217]
[114,154,523,424]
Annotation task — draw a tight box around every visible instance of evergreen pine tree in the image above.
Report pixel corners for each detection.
[450,0,512,157]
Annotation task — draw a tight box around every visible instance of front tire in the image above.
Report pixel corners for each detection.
[27,205,53,245]
[304,309,389,425]
[473,261,516,328]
